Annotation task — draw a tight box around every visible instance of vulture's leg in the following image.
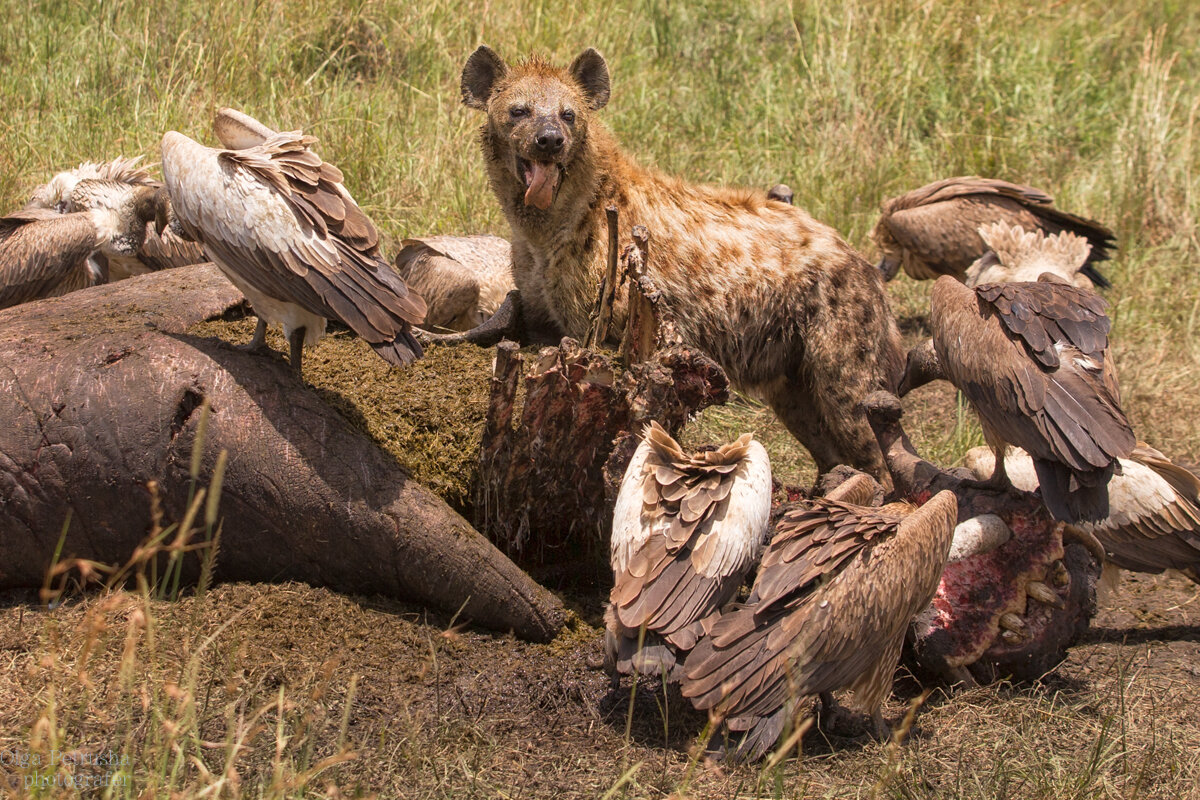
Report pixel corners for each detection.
[870,709,892,742]
[962,446,1020,495]
[947,665,979,688]
[241,317,268,353]
[816,692,858,736]
[289,326,306,375]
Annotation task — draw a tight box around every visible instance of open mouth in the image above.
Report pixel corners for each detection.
[517,156,561,211]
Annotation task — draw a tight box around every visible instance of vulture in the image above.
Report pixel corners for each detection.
[25,156,158,211]
[394,234,514,332]
[160,110,426,375]
[871,177,1115,287]
[898,275,1136,522]
[24,157,205,279]
[966,445,1200,584]
[766,184,794,204]
[605,421,771,682]
[680,478,959,761]
[965,222,1098,289]
[1,186,162,310]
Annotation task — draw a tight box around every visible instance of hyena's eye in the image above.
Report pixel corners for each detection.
[509,106,530,120]
[561,109,576,124]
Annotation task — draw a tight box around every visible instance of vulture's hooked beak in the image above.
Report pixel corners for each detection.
[876,255,901,281]
[153,187,171,237]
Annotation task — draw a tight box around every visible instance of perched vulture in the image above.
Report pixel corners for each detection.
[394,234,514,332]
[967,445,1200,584]
[871,177,1115,287]
[160,112,426,376]
[605,422,771,682]
[0,185,161,310]
[681,480,958,761]
[899,275,1136,522]
[966,222,1097,289]
[24,157,205,279]
[766,184,794,205]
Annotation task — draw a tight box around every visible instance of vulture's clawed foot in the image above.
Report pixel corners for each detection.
[239,318,269,353]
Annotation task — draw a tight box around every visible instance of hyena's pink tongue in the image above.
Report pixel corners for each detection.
[523,161,560,210]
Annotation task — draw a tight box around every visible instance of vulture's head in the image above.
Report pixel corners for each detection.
[897,339,942,396]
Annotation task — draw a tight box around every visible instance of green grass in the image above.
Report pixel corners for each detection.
[2,0,1200,796]
[3,0,1198,470]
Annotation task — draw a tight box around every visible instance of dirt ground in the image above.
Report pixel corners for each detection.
[1,570,1196,798]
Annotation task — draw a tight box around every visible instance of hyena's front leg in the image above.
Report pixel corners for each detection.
[766,372,892,491]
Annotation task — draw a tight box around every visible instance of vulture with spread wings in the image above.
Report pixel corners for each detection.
[681,478,958,761]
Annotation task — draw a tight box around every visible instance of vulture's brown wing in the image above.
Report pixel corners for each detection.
[163,130,426,365]
[611,423,766,647]
[976,279,1111,366]
[1083,444,1200,578]
[138,225,207,271]
[749,500,902,613]
[0,212,98,309]
[885,177,1054,212]
[223,134,379,253]
[1021,203,1117,265]
[959,280,1134,470]
[682,493,957,723]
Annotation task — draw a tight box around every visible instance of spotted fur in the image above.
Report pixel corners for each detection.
[461,46,904,480]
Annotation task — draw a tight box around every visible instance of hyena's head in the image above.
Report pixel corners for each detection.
[461,45,610,212]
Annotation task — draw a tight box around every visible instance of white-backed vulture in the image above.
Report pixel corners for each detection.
[0,186,160,310]
[25,156,158,212]
[394,235,513,332]
[966,222,1097,289]
[606,421,771,682]
[766,184,793,204]
[871,177,1114,287]
[680,484,958,761]
[966,445,1200,584]
[160,124,426,376]
[25,158,205,279]
[898,275,1136,522]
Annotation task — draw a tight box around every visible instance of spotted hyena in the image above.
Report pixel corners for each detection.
[461,45,904,482]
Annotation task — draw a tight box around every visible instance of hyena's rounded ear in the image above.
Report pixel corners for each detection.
[461,45,507,110]
[569,48,610,110]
